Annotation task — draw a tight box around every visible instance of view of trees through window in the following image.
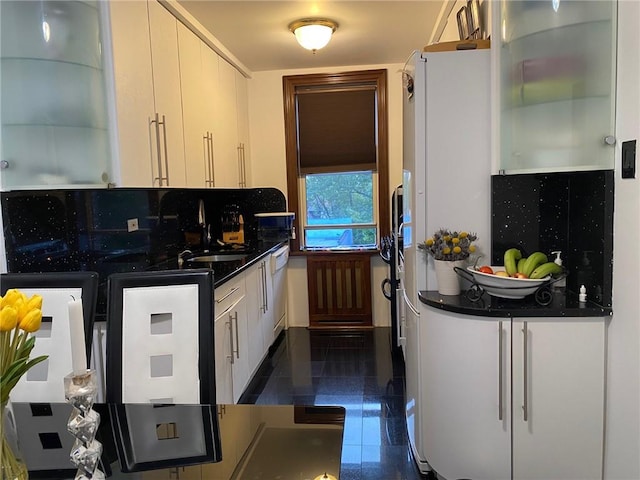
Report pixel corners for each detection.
[304,171,376,248]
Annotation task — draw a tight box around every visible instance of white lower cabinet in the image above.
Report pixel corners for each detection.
[214,277,249,404]
[511,318,605,480]
[422,308,605,480]
[421,309,511,480]
[245,260,273,376]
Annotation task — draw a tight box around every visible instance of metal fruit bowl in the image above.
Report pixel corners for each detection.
[464,266,551,299]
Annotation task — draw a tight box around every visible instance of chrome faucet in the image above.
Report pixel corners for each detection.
[198,199,211,251]
[177,249,193,269]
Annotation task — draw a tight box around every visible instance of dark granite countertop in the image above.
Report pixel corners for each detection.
[148,241,287,289]
[419,289,612,318]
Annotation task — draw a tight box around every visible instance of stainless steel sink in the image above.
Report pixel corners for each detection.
[186,253,248,263]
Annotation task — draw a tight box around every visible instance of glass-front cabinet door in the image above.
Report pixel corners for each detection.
[0,1,112,190]
[496,0,617,174]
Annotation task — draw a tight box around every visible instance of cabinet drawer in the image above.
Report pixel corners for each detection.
[214,277,245,316]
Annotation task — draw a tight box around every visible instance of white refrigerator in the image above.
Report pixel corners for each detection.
[400,48,492,474]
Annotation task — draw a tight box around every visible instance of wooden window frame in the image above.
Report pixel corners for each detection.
[283,69,390,254]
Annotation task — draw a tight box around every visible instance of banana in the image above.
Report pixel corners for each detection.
[530,261,563,279]
[517,258,527,274]
[522,252,548,278]
[504,248,522,276]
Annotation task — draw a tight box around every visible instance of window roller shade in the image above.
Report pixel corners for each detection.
[297,89,377,174]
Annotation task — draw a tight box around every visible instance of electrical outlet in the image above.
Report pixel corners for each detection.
[127,218,139,232]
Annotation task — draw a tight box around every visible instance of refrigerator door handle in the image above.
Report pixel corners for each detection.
[402,289,420,317]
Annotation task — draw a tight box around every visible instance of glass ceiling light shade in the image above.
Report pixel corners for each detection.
[313,474,337,480]
[288,19,338,52]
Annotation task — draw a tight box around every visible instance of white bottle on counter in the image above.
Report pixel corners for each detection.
[579,285,587,303]
[552,251,566,289]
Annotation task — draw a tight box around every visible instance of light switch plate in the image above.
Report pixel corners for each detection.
[622,140,636,179]
[127,218,139,232]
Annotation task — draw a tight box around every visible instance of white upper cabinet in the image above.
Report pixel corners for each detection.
[0,0,112,190]
[177,22,207,188]
[495,0,617,174]
[110,0,187,187]
[214,59,241,188]
[235,69,250,187]
[146,0,186,187]
[108,0,155,187]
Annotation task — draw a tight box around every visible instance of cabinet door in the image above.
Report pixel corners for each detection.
[496,0,617,174]
[200,45,219,186]
[231,298,249,403]
[235,69,250,187]
[147,0,186,187]
[213,59,240,187]
[420,307,511,480]
[261,259,274,352]
[244,263,265,376]
[512,318,605,480]
[177,22,207,188]
[108,0,155,187]
[214,309,233,405]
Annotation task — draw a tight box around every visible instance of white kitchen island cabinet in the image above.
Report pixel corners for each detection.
[420,308,511,480]
[418,304,606,480]
[511,318,605,480]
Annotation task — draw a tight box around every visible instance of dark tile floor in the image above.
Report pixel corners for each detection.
[239,327,428,480]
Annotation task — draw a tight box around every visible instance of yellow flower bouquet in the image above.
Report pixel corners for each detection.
[1,288,48,479]
[418,228,478,261]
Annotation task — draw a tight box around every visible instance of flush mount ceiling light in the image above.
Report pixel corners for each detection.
[288,18,338,53]
[313,473,337,480]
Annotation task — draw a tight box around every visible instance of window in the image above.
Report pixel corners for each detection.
[283,70,389,252]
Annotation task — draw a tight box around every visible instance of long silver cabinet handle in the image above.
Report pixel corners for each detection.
[226,318,234,365]
[150,114,163,186]
[241,144,247,187]
[234,312,240,359]
[498,320,503,421]
[237,145,243,187]
[203,134,212,186]
[209,133,215,187]
[523,321,528,422]
[216,286,240,304]
[160,114,170,186]
[263,261,268,312]
[259,263,266,313]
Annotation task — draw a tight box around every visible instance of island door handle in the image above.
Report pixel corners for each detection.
[498,320,503,421]
[262,261,268,312]
[234,312,240,359]
[226,318,234,365]
[523,322,528,422]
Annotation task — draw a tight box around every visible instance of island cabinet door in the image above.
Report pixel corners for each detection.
[511,317,606,480]
[420,308,511,480]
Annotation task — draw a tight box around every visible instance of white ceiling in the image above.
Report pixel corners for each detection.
[176,1,446,72]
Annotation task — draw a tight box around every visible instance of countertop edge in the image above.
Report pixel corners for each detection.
[419,290,613,318]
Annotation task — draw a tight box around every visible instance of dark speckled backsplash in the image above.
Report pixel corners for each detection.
[492,170,614,307]
[1,187,287,318]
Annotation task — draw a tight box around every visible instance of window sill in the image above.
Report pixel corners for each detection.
[290,247,380,257]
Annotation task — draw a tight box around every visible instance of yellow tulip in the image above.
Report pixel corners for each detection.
[425,238,434,246]
[452,237,460,244]
[0,306,18,331]
[1,289,23,309]
[453,246,462,254]
[469,245,476,253]
[17,294,43,320]
[19,308,43,333]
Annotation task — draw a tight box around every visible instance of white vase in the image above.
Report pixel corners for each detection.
[434,259,465,295]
